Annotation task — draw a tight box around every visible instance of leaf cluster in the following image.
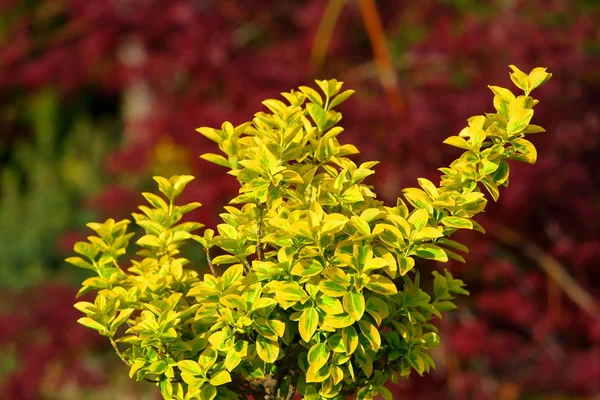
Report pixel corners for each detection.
[70,66,551,400]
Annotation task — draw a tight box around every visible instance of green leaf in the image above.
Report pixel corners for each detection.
[408,208,429,231]
[434,300,458,312]
[198,347,218,373]
[153,176,175,199]
[220,294,246,310]
[217,224,238,239]
[365,275,397,295]
[417,178,438,199]
[509,65,531,94]
[256,335,279,363]
[148,360,168,374]
[299,86,324,106]
[488,85,516,102]
[111,309,134,331]
[201,153,230,168]
[443,136,471,150]
[523,124,546,134]
[277,283,308,303]
[358,320,381,352]
[511,138,537,164]
[308,343,330,371]
[319,279,348,297]
[222,264,244,288]
[291,259,324,277]
[171,175,195,197]
[379,387,393,400]
[528,67,552,91]
[480,158,500,176]
[199,385,217,400]
[365,297,389,326]
[343,291,365,321]
[136,234,162,248]
[328,89,355,109]
[66,256,94,271]
[129,360,146,379]
[399,256,415,276]
[316,295,344,315]
[442,248,466,263]
[211,255,238,265]
[307,103,327,131]
[354,344,373,377]
[412,226,443,241]
[196,127,223,143]
[159,378,173,399]
[178,360,203,376]
[225,341,247,371]
[357,386,373,400]
[341,186,364,203]
[73,242,98,260]
[481,177,500,201]
[342,326,359,355]
[414,244,449,262]
[440,216,473,230]
[321,216,348,235]
[306,363,330,383]
[299,307,319,342]
[325,313,354,329]
[252,297,277,311]
[77,317,105,333]
[254,318,279,341]
[506,109,534,135]
[142,192,169,212]
[209,370,232,386]
[437,238,469,253]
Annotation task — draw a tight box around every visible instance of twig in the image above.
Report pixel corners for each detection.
[285,388,296,400]
[284,374,298,400]
[204,247,218,276]
[357,0,406,115]
[491,223,599,318]
[242,258,252,273]
[110,338,132,367]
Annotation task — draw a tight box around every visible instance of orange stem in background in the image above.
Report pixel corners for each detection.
[310,0,347,74]
[357,0,406,116]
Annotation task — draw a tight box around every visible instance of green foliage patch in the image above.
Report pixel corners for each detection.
[70,65,551,399]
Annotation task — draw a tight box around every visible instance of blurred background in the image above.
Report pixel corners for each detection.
[0,0,599,399]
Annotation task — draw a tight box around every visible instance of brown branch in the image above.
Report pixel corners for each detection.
[357,0,406,116]
[491,223,599,318]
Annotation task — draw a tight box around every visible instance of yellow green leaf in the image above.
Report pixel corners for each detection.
[506,109,534,136]
[343,291,365,321]
[256,335,279,363]
[299,307,319,342]
[307,343,330,371]
[342,326,359,355]
[365,275,397,295]
[358,320,381,352]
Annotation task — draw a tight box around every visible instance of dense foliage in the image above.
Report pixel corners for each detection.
[71,68,550,399]
[1,0,598,399]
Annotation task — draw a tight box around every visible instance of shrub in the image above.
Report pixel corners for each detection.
[69,65,551,400]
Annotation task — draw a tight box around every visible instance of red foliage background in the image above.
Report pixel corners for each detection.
[0,0,598,398]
